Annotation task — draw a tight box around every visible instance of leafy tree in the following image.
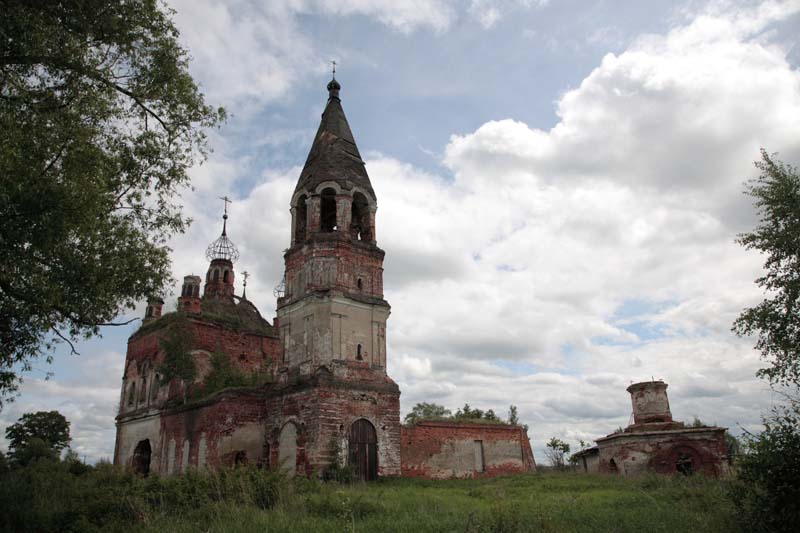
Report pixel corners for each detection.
[508,405,519,425]
[544,437,570,470]
[455,403,485,420]
[729,402,800,531]
[730,151,800,530]
[5,410,70,465]
[733,151,800,387]
[0,0,225,406]
[403,402,452,425]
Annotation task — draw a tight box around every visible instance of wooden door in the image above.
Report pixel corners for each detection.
[348,419,377,481]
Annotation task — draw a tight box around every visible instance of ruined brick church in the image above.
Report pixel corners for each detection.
[114,77,535,480]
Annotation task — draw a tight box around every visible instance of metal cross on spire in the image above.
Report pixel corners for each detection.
[331,60,337,78]
[219,195,232,216]
[242,270,250,299]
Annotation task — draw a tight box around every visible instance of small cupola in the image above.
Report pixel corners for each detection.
[178,275,202,314]
[203,197,239,303]
[143,297,164,323]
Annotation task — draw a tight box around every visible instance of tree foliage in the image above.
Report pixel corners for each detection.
[5,410,70,466]
[730,151,800,530]
[544,437,570,469]
[0,0,225,405]
[733,150,800,387]
[403,402,452,425]
[403,402,525,426]
[729,402,800,532]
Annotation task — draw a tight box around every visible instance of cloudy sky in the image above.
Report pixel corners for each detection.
[3,0,800,463]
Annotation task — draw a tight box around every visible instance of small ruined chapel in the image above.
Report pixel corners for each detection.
[114,76,535,480]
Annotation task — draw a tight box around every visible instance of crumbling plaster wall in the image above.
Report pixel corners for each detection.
[264,379,401,477]
[278,294,389,373]
[597,428,729,477]
[401,422,535,479]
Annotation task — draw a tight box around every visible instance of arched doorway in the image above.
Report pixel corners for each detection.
[132,439,151,476]
[608,458,619,474]
[348,419,377,481]
[278,423,298,477]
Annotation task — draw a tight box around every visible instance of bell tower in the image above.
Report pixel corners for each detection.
[277,76,389,376]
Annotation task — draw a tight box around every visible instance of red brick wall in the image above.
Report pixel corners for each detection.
[401,422,536,479]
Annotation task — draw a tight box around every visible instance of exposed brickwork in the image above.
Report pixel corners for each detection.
[596,428,729,477]
[401,422,536,479]
[115,79,552,482]
[590,381,730,477]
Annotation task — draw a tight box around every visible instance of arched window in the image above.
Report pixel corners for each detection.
[294,194,308,244]
[223,270,229,283]
[145,307,153,318]
[320,188,337,232]
[151,374,160,401]
[139,377,147,403]
[127,382,136,407]
[193,285,200,297]
[351,193,371,241]
[356,344,363,361]
[357,278,363,291]
[213,269,219,282]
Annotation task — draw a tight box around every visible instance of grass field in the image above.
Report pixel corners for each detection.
[0,461,738,532]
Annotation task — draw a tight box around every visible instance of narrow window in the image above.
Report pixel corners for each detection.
[320,188,337,232]
[356,344,363,361]
[151,375,159,401]
[193,285,200,297]
[223,270,229,283]
[351,193,371,241]
[145,307,152,318]
[357,278,363,291]
[127,383,136,406]
[140,377,147,403]
[294,194,308,244]
[213,269,219,282]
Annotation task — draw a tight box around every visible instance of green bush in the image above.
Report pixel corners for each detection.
[729,403,800,532]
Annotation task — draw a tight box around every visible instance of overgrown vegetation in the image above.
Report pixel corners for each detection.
[544,437,570,470]
[5,410,71,466]
[731,151,800,531]
[403,402,520,426]
[158,314,196,403]
[321,436,355,484]
[729,400,800,532]
[0,457,740,532]
[197,351,272,399]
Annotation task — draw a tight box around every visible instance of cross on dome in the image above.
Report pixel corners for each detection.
[206,196,240,262]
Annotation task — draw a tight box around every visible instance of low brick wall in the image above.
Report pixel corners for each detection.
[400,421,535,479]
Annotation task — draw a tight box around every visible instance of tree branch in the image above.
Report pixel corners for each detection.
[50,327,79,356]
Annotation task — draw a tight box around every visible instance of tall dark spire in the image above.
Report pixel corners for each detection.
[294,76,375,200]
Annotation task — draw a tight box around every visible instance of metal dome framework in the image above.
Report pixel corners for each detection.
[205,233,239,263]
[206,197,240,263]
